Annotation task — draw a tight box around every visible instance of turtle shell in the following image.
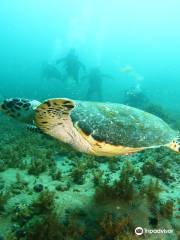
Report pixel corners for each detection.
[70,101,177,148]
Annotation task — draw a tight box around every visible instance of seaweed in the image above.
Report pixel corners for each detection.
[94,161,140,203]
[70,160,87,185]
[92,169,104,186]
[142,160,173,183]
[49,168,62,181]
[0,120,62,173]
[114,165,136,202]
[0,190,9,212]
[27,148,56,176]
[160,200,174,219]
[141,178,163,203]
[84,154,99,169]
[98,213,135,239]
[10,173,28,195]
[27,157,47,176]
[108,157,120,172]
[11,204,33,226]
[1,115,179,239]
[70,168,85,185]
[8,190,85,240]
[32,190,55,214]
[26,212,65,240]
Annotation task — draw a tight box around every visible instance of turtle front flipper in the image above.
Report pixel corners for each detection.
[35,98,76,142]
[0,98,40,124]
[35,98,94,153]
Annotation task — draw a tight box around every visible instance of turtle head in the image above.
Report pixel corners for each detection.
[167,137,180,153]
[0,98,41,124]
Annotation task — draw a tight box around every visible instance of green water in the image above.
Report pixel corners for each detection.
[0,1,179,239]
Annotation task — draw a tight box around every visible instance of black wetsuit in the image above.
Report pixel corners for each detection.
[56,51,85,83]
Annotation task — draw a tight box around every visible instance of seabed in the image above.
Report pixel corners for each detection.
[0,116,179,240]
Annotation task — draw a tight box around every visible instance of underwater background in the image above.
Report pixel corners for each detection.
[0,0,179,239]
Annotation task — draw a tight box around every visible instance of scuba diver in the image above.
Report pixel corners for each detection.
[56,48,86,83]
[123,84,148,109]
[42,63,62,81]
[84,67,112,101]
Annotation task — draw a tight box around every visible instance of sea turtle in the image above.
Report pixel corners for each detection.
[0,97,179,156]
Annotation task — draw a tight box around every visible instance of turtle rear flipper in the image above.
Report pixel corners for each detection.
[167,135,180,153]
[0,98,40,124]
[35,98,75,142]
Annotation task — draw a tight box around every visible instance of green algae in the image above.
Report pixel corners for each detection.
[0,116,179,240]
